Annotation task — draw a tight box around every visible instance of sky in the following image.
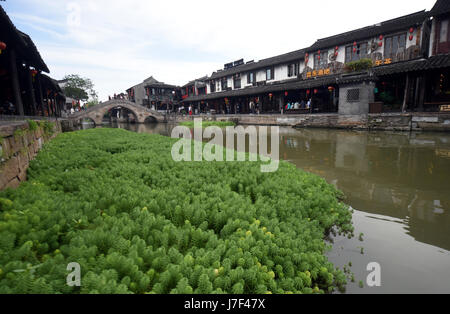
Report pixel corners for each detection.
[2,0,437,101]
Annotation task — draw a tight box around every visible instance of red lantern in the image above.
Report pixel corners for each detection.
[379,35,383,41]
[269,93,273,99]
[285,91,288,97]
[353,48,357,53]
[409,27,414,34]
[335,46,339,51]
[306,90,311,95]
[335,51,339,57]
[318,50,321,54]
[314,89,318,94]
[0,41,6,54]
[378,41,383,47]
[353,41,357,46]
[305,53,309,57]
[409,35,414,41]
[328,86,334,92]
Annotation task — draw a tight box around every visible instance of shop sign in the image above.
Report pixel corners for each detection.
[374,58,393,66]
[306,68,331,79]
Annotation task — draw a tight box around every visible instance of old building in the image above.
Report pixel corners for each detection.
[182,0,450,116]
[126,76,180,112]
[0,6,64,117]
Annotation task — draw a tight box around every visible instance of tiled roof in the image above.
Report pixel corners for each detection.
[18,31,50,73]
[307,11,428,52]
[429,0,450,17]
[208,49,306,81]
[182,73,373,102]
[0,6,49,73]
[374,54,450,76]
[182,76,209,88]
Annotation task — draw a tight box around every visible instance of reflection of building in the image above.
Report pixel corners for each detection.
[278,128,450,250]
[0,6,65,117]
[181,0,450,115]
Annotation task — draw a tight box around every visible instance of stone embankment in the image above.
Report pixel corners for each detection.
[175,113,450,132]
[0,120,61,190]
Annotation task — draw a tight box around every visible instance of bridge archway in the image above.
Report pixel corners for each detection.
[144,116,158,124]
[104,106,139,124]
[69,99,166,125]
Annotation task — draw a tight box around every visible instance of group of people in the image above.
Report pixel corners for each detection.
[285,99,312,111]
[178,105,194,116]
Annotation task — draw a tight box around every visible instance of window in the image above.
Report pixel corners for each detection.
[345,43,369,63]
[314,51,328,69]
[247,72,255,84]
[221,78,228,90]
[210,82,216,93]
[266,68,274,81]
[440,20,449,43]
[384,33,406,59]
[347,89,360,102]
[198,87,206,95]
[288,63,299,77]
[234,76,241,89]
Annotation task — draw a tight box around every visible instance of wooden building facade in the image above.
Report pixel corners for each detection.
[0,6,65,118]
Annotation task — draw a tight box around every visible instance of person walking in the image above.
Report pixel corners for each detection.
[249,100,254,114]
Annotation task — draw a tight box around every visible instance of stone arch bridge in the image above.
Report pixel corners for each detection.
[68,99,167,126]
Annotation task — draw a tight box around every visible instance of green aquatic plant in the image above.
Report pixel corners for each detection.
[0,128,353,294]
[358,233,364,242]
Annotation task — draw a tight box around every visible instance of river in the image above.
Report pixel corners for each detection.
[83,121,450,294]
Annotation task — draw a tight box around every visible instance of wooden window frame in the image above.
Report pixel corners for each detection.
[345,42,369,63]
[247,72,256,84]
[266,67,274,81]
[383,32,407,60]
[314,51,328,70]
[435,18,450,55]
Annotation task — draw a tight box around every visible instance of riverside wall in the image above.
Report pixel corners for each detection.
[174,112,450,132]
[0,120,62,190]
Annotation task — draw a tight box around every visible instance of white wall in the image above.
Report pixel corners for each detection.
[274,64,289,81]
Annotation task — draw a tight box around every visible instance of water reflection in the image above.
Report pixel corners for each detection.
[279,129,450,251]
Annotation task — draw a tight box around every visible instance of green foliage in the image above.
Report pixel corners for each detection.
[62,74,98,102]
[38,121,55,136]
[344,58,373,73]
[179,121,236,128]
[27,120,38,132]
[0,129,353,294]
[13,128,27,140]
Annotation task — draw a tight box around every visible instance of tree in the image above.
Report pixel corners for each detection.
[62,74,98,104]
